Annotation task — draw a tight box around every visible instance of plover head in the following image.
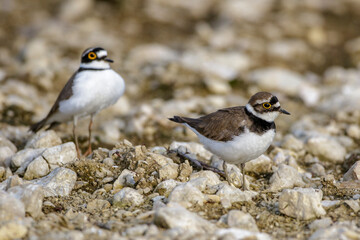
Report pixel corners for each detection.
[245,92,290,122]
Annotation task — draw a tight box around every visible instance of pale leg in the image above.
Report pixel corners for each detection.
[84,114,93,156]
[240,162,249,191]
[73,116,81,158]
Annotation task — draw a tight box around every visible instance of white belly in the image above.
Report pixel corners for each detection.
[187,124,275,164]
[51,69,125,123]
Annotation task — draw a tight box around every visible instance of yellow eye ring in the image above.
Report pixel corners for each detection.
[88,52,97,60]
[263,102,271,109]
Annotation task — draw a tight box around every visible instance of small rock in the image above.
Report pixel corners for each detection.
[189,170,222,186]
[281,135,305,152]
[309,222,360,240]
[321,200,341,210]
[309,217,333,230]
[168,182,206,208]
[306,137,346,163]
[0,136,17,153]
[268,164,305,191]
[87,199,111,212]
[279,188,326,220]
[113,169,136,191]
[151,146,167,155]
[0,220,28,240]
[102,157,114,167]
[244,155,273,174]
[220,210,259,232]
[7,184,44,218]
[155,179,181,197]
[0,146,15,166]
[169,141,212,160]
[23,156,50,180]
[310,163,326,177]
[346,124,360,139]
[125,224,148,237]
[159,163,179,180]
[216,184,257,204]
[11,148,44,171]
[25,130,62,149]
[147,152,173,167]
[343,161,360,181]
[31,167,77,197]
[112,187,144,208]
[41,142,77,169]
[344,200,360,213]
[0,190,25,221]
[154,203,216,234]
[215,228,271,240]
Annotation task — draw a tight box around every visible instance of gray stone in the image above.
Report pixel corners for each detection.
[321,200,341,210]
[216,184,257,204]
[87,199,111,212]
[189,170,222,186]
[0,146,15,165]
[11,148,44,171]
[154,203,216,234]
[23,156,49,180]
[0,220,28,240]
[216,228,271,240]
[41,142,77,169]
[168,182,206,208]
[0,136,17,153]
[8,183,44,218]
[31,167,77,197]
[306,137,346,163]
[220,210,259,232]
[102,157,114,167]
[25,130,62,149]
[159,162,179,180]
[310,163,326,177]
[309,217,333,231]
[0,190,25,221]
[269,164,305,191]
[244,155,273,174]
[113,169,136,191]
[309,222,360,240]
[155,179,181,197]
[169,141,212,160]
[343,161,360,181]
[112,187,144,208]
[279,188,326,220]
[281,134,305,152]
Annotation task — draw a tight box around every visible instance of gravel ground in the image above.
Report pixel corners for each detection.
[1,0,360,239]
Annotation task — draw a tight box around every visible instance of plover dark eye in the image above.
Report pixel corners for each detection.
[88,52,97,60]
[263,102,271,109]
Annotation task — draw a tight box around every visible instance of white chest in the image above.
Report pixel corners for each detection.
[59,69,125,116]
[188,125,275,164]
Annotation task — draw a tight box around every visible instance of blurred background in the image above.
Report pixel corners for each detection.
[1,0,360,150]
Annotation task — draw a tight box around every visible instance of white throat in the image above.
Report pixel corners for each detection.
[80,60,110,69]
[246,104,279,122]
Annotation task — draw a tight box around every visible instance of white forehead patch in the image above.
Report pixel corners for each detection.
[273,102,280,107]
[96,50,107,58]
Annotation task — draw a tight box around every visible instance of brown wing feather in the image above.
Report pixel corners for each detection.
[180,106,248,142]
[29,71,78,132]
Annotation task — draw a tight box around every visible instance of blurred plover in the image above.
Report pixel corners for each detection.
[30,47,125,157]
[169,92,290,190]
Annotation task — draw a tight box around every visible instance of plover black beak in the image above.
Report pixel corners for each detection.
[279,108,290,115]
[105,58,114,63]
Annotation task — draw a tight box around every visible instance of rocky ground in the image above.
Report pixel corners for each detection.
[1,0,360,239]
